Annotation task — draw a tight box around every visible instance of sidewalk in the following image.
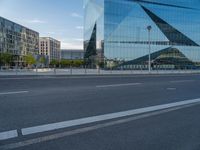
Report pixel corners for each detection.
[0,69,200,76]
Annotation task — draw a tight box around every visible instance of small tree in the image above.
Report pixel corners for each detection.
[60,59,71,68]
[50,59,59,68]
[0,53,3,66]
[25,54,36,68]
[39,56,46,68]
[98,62,105,69]
[1,53,13,67]
[73,60,84,68]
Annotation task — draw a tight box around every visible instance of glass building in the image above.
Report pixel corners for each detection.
[61,49,84,60]
[0,16,39,66]
[84,0,200,70]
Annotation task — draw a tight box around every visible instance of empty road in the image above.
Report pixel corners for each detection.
[0,74,200,150]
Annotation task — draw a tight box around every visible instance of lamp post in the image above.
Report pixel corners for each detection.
[70,51,72,75]
[147,25,152,74]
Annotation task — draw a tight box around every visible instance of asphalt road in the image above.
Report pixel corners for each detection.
[0,74,200,150]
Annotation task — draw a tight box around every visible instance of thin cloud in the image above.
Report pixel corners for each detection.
[46,31,56,35]
[60,38,83,49]
[74,38,83,41]
[61,42,83,49]
[76,26,84,30]
[26,19,47,24]
[71,13,83,18]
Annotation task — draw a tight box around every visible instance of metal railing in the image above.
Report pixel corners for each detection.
[0,67,200,76]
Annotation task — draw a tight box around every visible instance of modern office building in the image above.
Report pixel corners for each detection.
[84,0,200,69]
[0,16,39,66]
[39,37,61,63]
[61,49,84,60]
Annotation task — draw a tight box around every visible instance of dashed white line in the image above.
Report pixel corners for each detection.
[167,88,177,90]
[22,98,200,136]
[0,91,29,95]
[96,83,142,88]
[0,130,18,140]
[170,80,195,83]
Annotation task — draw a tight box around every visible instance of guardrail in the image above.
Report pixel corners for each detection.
[0,68,200,75]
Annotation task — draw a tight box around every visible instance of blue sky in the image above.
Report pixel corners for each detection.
[0,0,84,49]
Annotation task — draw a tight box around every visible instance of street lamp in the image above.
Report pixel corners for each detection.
[147,25,152,73]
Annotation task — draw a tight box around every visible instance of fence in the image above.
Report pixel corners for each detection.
[0,68,200,76]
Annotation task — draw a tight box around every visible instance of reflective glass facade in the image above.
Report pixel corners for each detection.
[84,0,104,66]
[0,16,39,65]
[84,0,200,69]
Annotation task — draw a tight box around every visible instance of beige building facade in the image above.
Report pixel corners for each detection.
[39,37,61,63]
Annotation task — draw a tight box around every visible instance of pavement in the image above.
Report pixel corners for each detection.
[0,74,200,150]
[1,69,200,76]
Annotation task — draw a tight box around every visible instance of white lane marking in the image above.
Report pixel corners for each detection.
[0,130,18,140]
[167,88,177,90]
[1,103,198,150]
[22,98,200,136]
[170,80,195,83]
[0,91,29,95]
[96,83,142,88]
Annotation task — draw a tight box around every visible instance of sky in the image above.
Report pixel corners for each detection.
[0,0,84,50]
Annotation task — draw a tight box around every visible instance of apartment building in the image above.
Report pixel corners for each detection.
[39,37,61,63]
[0,16,39,66]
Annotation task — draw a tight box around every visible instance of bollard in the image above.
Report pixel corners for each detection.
[97,66,100,75]
[54,68,56,75]
[15,68,18,75]
[36,67,38,75]
[70,66,72,75]
[84,66,87,75]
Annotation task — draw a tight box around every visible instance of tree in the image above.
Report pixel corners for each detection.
[60,59,71,68]
[0,53,2,66]
[50,59,59,67]
[1,53,13,67]
[72,60,84,67]
[98,62,105,69]
[39,56,46,67]
[25,54,36,68]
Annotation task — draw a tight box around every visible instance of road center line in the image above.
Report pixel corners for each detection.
[0,130,18,141]
[170,80,195,83]
[167,88,177,90]
[0,91,29,95]
[22,98,200,136]
[96,83,142,88]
